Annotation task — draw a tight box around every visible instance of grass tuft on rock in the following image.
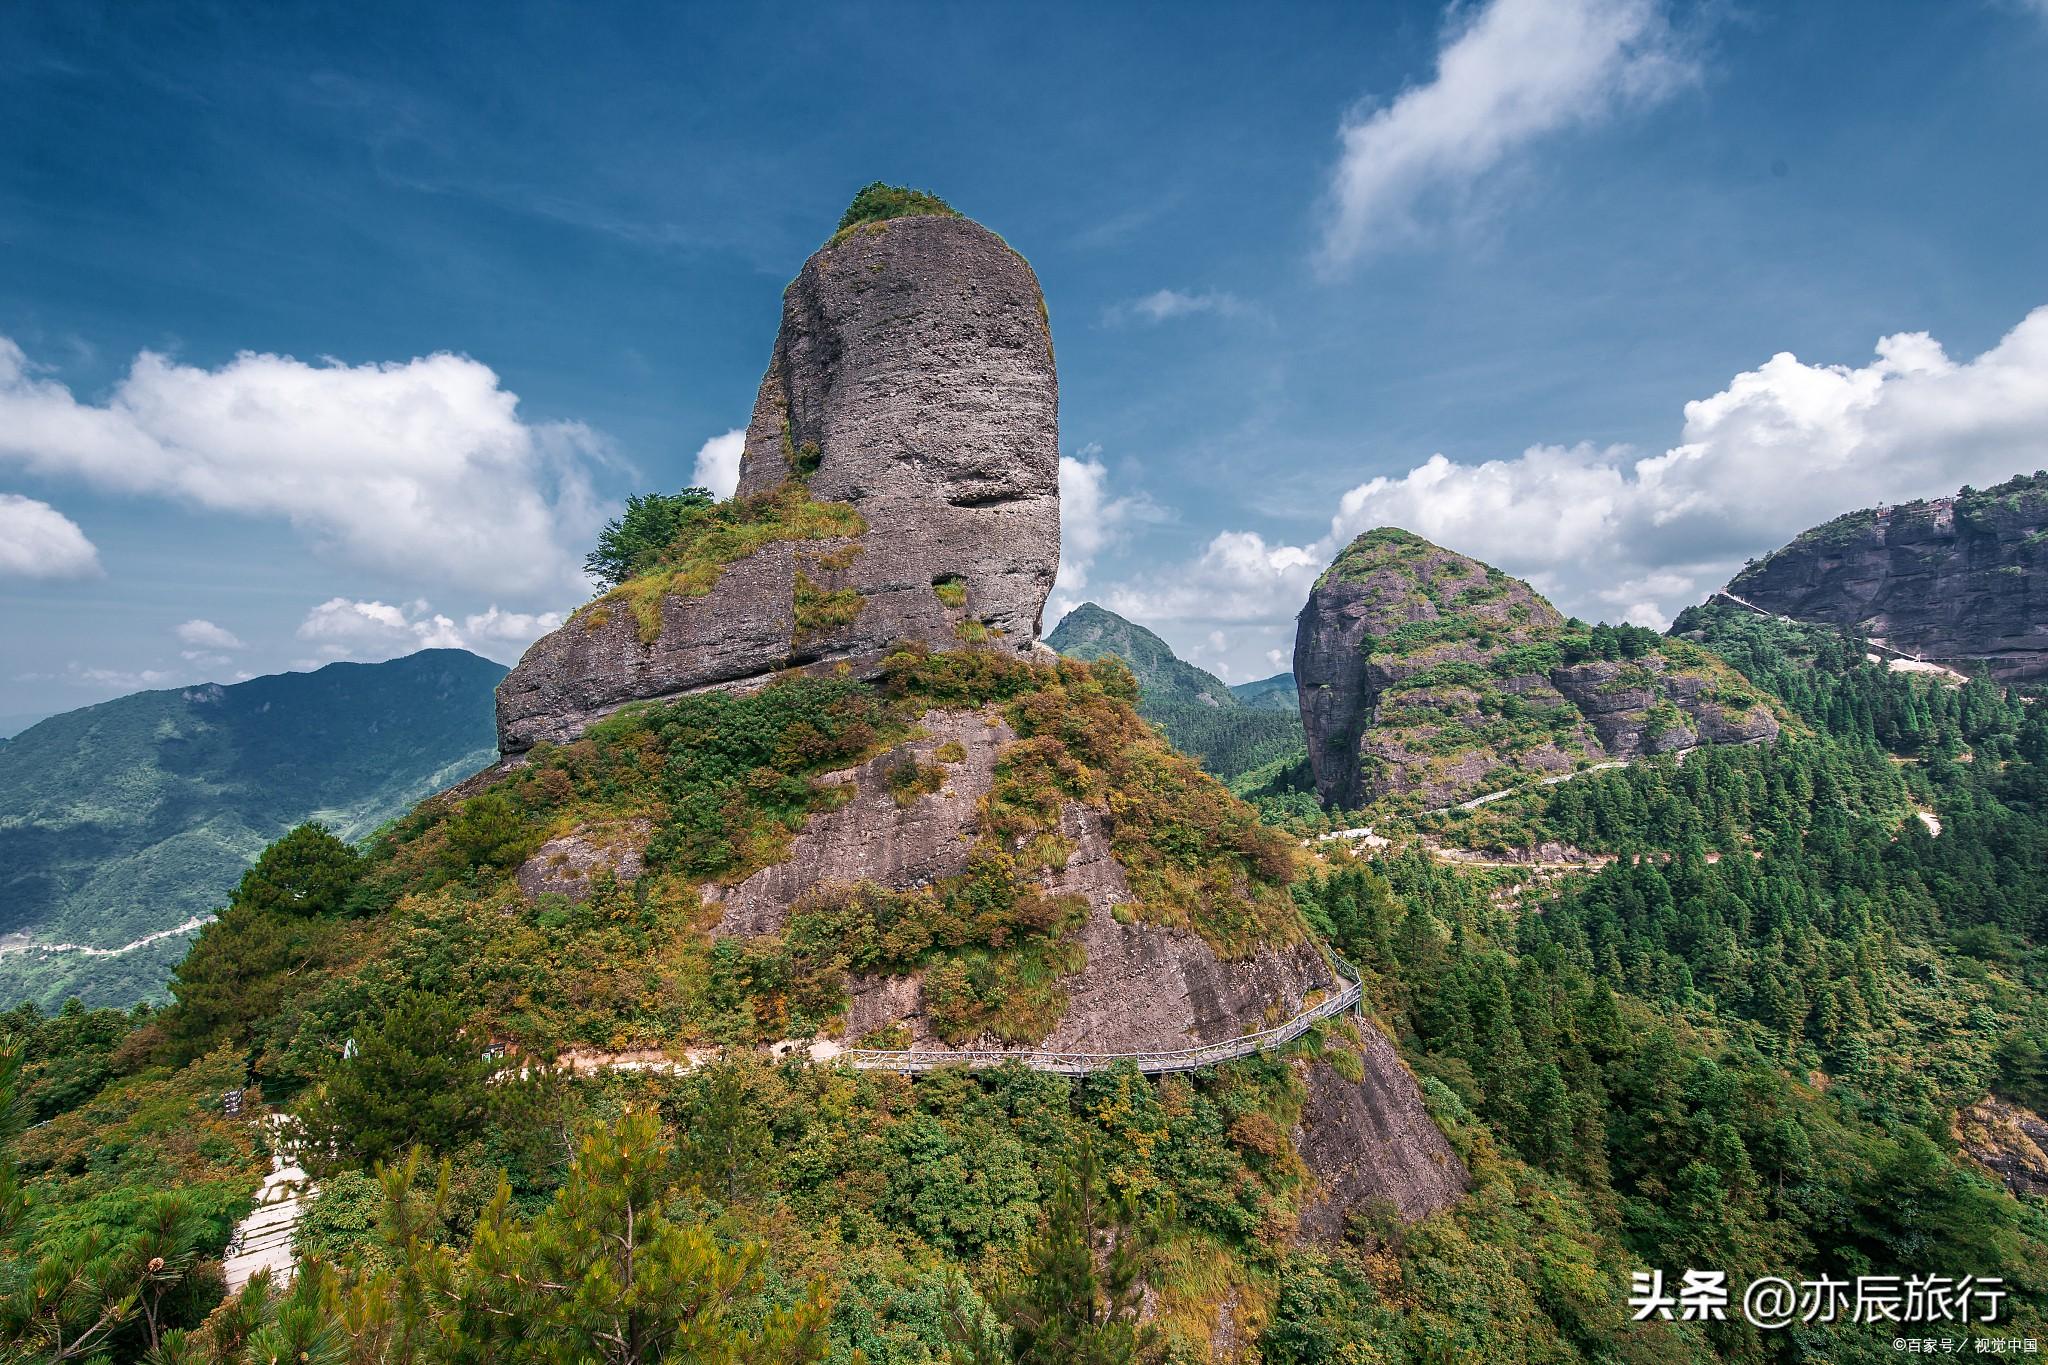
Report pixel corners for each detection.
[831,182,960,244]
[580,481,865,644]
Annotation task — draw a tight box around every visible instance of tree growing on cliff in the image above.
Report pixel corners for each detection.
[302,992,492,1165]
[585,490,715,589]
[981,1140,1159,1365]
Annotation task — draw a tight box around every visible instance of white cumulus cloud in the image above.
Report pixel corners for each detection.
[692,428,746,500]
[1093,305,2048,678]
[0,337,607,598]
[0,493,101,580]
[1056,450,1161,593]
[296,596,563,665]
[175,619,245,650]
[1320,0,1693,268]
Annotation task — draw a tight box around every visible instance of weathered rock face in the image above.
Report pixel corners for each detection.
[1295,528,1779,811]
[515,821,649,903]
[496,211,1059,753]
[700,699,1467,1224]
[1295,1037,1470,1235]
[1953,1095,2048,1199]
[1725,472,2048,681]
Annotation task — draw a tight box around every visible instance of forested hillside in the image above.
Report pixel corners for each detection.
[6,600,2044,1363]
[1047,602,1302,780]
[0,650,505,1010]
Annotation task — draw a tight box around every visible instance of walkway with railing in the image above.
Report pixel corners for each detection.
[222,950,1367,1298]
[840,953,1364,1076]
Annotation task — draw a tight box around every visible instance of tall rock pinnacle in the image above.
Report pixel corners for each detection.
[496,193,1061,753]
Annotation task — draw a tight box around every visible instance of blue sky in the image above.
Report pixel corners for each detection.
[3,0,2047,726]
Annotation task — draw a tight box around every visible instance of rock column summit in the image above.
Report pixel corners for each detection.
[497,204,1060,753]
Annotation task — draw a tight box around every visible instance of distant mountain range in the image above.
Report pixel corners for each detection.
[0,649,506,1010]
[1230,672,1297,711]
[1046,603,1302,780]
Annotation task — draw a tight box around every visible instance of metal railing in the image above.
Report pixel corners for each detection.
[841,950,1364,1076]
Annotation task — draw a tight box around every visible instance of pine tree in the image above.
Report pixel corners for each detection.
[231,822,361,917]
[987,1140,1158,1365]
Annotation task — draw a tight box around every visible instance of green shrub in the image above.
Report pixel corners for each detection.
[231,823,360,918]
[833,182,960,240]
[581,481,866,644]
[441,792,536,874]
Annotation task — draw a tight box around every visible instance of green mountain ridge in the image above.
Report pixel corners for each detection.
[1045,603,1303,780]
[1044,602,1238,707]
[1230,672,1297,710]
[0,648,507,1010]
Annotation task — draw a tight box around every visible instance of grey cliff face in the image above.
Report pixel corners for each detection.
[496,213,1059,754]
[691,701,1464,1226]
[1726,474,2048,680]
[1295,529,1779,811]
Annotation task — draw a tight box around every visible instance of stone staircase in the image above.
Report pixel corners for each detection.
[222,1115,312,1295]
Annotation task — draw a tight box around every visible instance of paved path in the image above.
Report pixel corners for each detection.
[0,914,213,961]
[222,1116,312,1295]
[224,951,1364,1295]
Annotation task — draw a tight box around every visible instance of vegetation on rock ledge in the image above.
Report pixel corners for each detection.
[579,481,866,644]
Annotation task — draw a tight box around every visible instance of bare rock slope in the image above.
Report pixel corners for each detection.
[1725,471,2048,681]
[699,702,1469,1227]
[1296,529,1778,810]
[497,211,1060,753]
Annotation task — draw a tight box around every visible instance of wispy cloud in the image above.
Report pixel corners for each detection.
[1100,289,1252,327]
[1318,0,1696,269]
[1054,448,1165,594]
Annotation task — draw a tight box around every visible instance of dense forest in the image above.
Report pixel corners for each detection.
[4,605,2045,1363]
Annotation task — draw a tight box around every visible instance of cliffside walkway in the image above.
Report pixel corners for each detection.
[228,953,1366,1296]
[1712,590,1983,680]
[222,1116,312,1295]
[840,964,1363,1076]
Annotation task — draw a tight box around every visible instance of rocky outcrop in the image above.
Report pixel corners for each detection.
[496,208,1059,753]
[515,821,649,904]
[699,697,1466,1223]
[705,710,1011,937]
[1295,528,1778,810]
[1954,1095,2048,1199]
[1724,472,2048,681]
[1295,1036,1470,1234]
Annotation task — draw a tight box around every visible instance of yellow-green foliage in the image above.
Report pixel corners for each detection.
[880,644,1301,958]
[792,569,864,643]
[932,575,968,610]
[581,481,866,644]
[165,645,1304,1067]
[12,1044,267,1256]
[882,756,946,806]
